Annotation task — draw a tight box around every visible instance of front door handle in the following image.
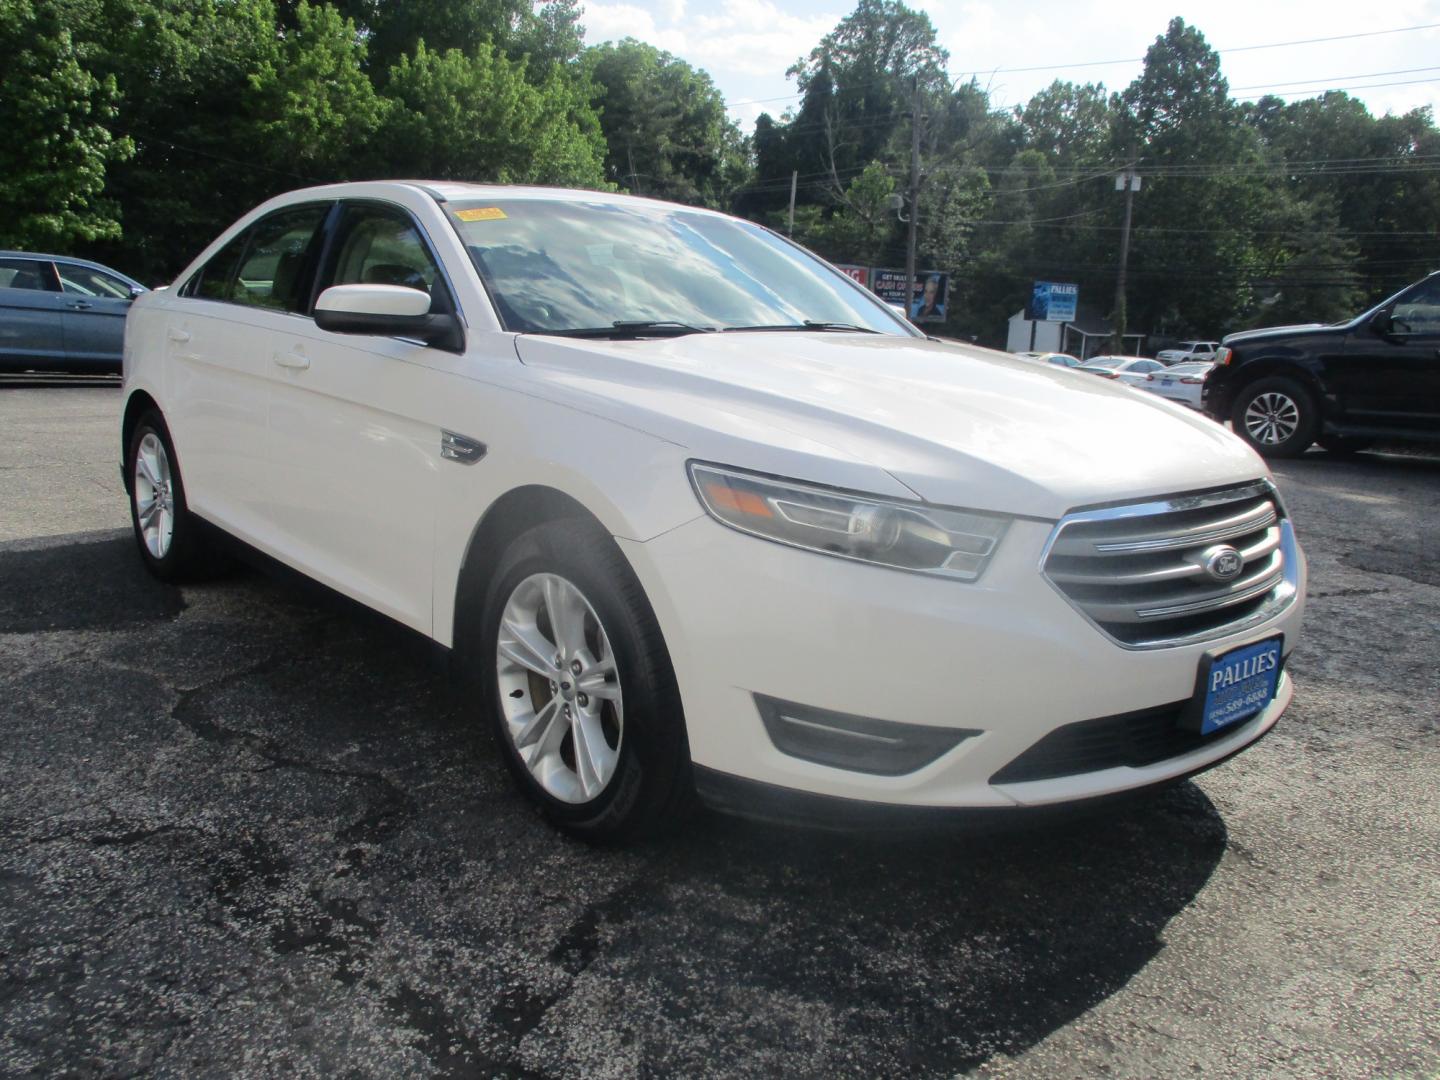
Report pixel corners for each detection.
[274,350,310,370]
[167,327,191,343]
[68,300,93,311]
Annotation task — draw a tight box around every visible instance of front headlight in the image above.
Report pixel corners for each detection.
[688,462,1010,582]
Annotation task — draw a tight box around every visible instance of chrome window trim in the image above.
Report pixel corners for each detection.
[1037,479,1300,651]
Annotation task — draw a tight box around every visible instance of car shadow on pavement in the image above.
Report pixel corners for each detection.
[0,532,1228,1077]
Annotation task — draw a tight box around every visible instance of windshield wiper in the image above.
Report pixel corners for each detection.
[536,321,714,339]
[722,321,880,334]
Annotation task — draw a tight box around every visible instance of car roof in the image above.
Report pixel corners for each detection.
[272,180,734,220]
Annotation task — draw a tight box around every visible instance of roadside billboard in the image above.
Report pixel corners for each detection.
[1028,281,1078,323]
[871,269,949,323]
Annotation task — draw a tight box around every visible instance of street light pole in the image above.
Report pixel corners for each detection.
[1113,167,1140,351]
[904,79,922,315]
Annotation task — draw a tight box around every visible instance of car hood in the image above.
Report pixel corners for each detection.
[1222,323,1333,345]
[513,332,1267,519]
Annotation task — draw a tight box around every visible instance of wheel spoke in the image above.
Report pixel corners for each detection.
[577,658,620,701]
[136,452,159,488]
[138,498,160,527]
[498,617,560,679]
[571,713,613,798]
[543,576,587,657]
[514,697,564,751]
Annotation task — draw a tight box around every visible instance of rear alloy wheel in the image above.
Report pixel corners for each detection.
[476,516,693,840]
[126,411,229,582]
[1231,377,1319,458]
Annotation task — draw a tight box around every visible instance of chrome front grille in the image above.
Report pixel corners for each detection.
[1042,481,1297,648]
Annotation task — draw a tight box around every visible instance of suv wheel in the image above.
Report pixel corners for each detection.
[1231,376,1319,458]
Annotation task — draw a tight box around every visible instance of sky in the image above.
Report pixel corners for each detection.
[577,0,1440,132]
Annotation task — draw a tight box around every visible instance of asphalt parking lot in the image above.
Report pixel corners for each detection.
[1,385,1437,1078]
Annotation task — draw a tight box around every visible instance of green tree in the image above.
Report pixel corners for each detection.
[246,1,386,177]
[379,42,608,186]
[582,39,747,206]
[0,0,131,249]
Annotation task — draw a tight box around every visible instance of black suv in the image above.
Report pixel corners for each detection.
[1204,271,1440,457]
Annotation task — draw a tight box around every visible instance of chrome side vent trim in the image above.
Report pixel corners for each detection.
[441,431,486,464]
[1041,481,1299,649]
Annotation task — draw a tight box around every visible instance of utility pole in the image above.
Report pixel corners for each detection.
[904,78,922,317]
[1113,166,1140,352]
[787,170,798,235]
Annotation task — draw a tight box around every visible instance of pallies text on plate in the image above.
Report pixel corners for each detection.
[1210,650,1279,691]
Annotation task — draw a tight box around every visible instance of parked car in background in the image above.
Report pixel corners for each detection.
[120,181,1305,839]
[1016,351,1083,368]
[1157,340,1220,365]
[1142,361,1212,410]
[0,252,146,373]
[1078,355,1166,387]
[1206,270,1440,457]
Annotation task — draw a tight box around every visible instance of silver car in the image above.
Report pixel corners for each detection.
[0,251,146,373]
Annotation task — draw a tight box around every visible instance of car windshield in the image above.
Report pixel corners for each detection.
[1084,357,1125,369]
[1168,362,1211,375]
[444,198,917,337]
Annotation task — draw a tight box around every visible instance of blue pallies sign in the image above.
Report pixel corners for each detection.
[1028,281,1078,323]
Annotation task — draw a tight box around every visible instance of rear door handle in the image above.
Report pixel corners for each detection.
[167,327,191,343]
[68,300,93,311]
[274,350,310,370]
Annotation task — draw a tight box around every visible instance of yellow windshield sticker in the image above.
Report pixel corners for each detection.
[456,207,507,222]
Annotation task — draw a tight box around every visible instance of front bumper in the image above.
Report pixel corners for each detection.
[619,511,1305,812]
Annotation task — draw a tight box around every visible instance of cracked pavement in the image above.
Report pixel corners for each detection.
[0,387,1437,1078]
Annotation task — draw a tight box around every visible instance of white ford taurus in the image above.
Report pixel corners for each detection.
[121,181,1306,838]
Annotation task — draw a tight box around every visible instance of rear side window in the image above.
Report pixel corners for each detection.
[232,205,330,312]
[0,257,59,292]
[184,203,330,312]
[57,263,134,299]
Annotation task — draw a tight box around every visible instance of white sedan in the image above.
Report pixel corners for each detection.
[1142,361,1213,410]
[120,182,1304,838]
[1078,355,1168,387]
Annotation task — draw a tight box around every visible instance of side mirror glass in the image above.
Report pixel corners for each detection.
[314,284,464,353]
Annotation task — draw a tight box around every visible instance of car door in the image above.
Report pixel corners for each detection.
[1333,276,1440,433]
[55,261,139,370]
[0,257,65,369]
[263,199,464,632]
[163,202,333,540]
[1118,360,1161,387]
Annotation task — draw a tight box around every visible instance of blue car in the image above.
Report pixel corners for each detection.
[0,251,147,373]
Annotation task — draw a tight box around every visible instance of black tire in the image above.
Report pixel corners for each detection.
[474,516,694,841]
[126,410,229,582]
[1230,376,1319,458]
[1317,435,1374,456]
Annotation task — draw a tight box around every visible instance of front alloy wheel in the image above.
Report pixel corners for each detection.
[496,573,624,804]
[1243,391,1300,447]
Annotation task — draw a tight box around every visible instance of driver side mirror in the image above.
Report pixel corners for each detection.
[1370,309,1396,337]
[314,284,464,353]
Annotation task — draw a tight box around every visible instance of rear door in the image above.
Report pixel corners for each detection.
[0,257,65,368]
[263,199,463,631]
[55,261,137,370]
